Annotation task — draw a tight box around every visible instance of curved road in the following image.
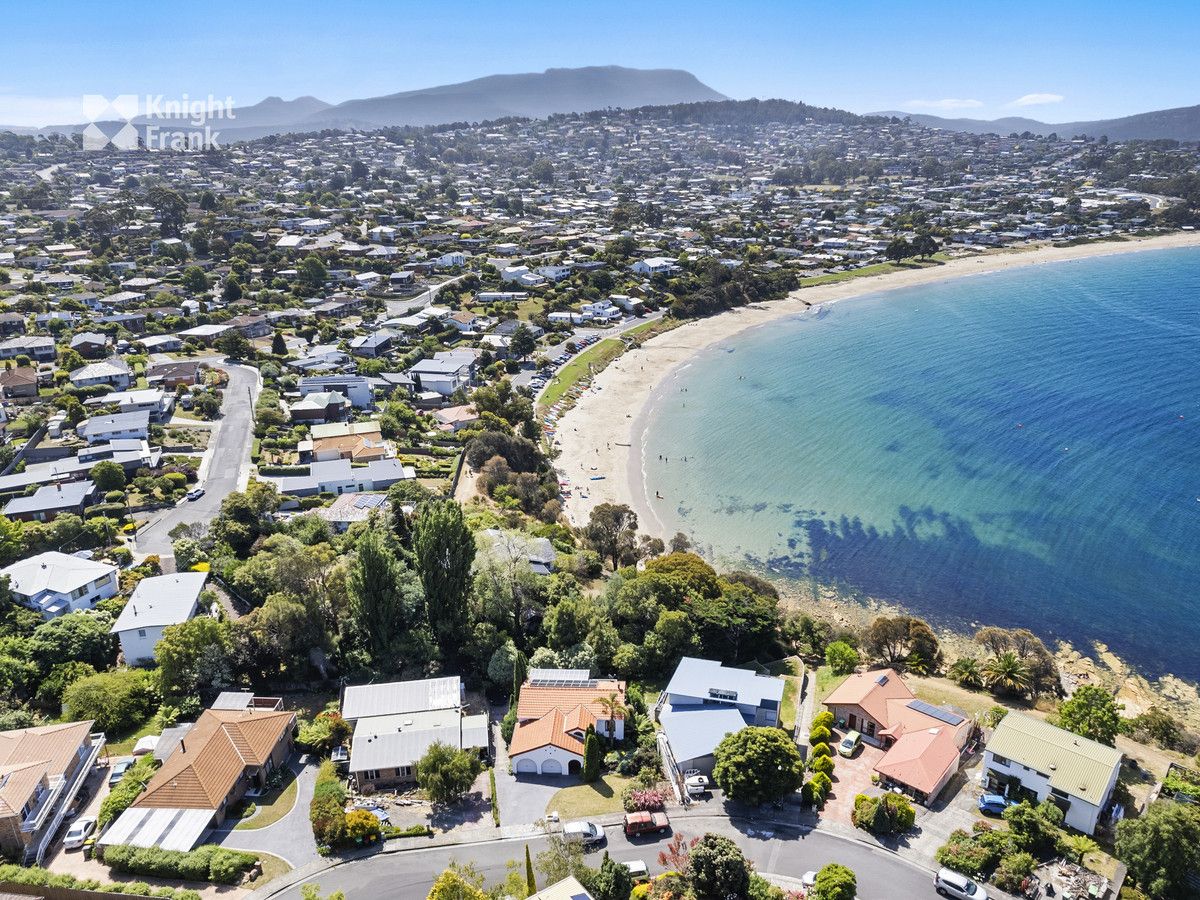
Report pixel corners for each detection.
[135,361,260,560]
[266,818,940,899]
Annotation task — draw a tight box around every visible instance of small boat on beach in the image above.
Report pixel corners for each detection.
[590,475,606,481]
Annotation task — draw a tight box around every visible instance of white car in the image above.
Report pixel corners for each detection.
[684,774,710,796]
[562,820,604,848]
[935,867,988,899]
[801,871,817,890]
[63,816,96,850]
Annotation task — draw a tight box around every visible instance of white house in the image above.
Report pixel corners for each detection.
[298,375,374,409]
[435,252,467,268]
[76,411,151,444]
[631,257,677,276]
[1,551,119,618]
[69,360,132,390]
[405,350,477,397]
[534,265,572,282]
[111,572,209,665]
[509,669,626,777]
[982,712,1122,835]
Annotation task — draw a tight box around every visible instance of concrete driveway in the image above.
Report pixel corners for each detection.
[135,361,260,560]
[822,738,886,827]
[490,722,573,826]
[215,757,319,869]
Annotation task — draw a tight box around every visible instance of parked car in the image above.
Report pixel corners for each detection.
[63,817,96,850]
[186,488,205,501]
[623,810,670,838]
[801,871,818,890]
[563,820,604,848]
[837,730,862,757]
[108,758,134,786]
[684,771,710,796]
[935,867,988,899]
[624,860,650,883]
[977,793,1016,815]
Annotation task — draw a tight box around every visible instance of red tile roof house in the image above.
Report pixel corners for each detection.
[509,670,626,777]
[823,669,972,805]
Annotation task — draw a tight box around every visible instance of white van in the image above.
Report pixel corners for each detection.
[562,820,604,848]
[935,868,988,899]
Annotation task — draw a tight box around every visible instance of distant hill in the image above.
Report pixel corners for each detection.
[302,66,726,130]
[3,66,726,142]
[875,103,1200,142]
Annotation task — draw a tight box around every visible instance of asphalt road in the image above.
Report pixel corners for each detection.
[384,275,467,317]
[135,362,260,559]
[269,817,940,899]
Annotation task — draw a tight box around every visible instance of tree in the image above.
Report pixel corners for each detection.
[595,691,628,744]
[512,650,528,703]
[347,528,429,668]
[426,869,487,900]
[413,501,476,658]
[90,460,126,492]
[983,650,1030,697]
[525,845,537,895]
[810,863,857,900]
[1057,685,1123,746]
[182,266,208,293]
[216,329,252,359]
[415,741,484,804]
[824,640,859,675]
[583,729,601,782]
[712,726,805,806]
[156,616,233,696]
[587,851,634,900]
[912,231,939,259]
[28,611,116,672]
[221,275,243,302]
[885,237,914,263]
[510,324,537,360]
[586,503,638,569]
[948,656,984,689]
[62,668,159,733]
[688,834,750,900]
[299,254,328,289]
[1117,802,1200,899]
[862,615,940,671]
[271,331,288,356]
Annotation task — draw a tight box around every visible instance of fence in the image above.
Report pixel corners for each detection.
[1,424,46,476]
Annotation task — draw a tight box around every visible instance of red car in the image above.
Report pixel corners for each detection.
[623,810,670,838]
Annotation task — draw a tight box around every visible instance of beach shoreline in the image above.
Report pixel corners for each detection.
[553,231,1200,532]
[549,231,1200,724]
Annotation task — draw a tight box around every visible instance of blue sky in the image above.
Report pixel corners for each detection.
[2,0,1197,126]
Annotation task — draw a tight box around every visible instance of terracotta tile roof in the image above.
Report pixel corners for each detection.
[516,681,625,723]
[823,669,914,725]
[0,761,51,817]
[509,708,586,757]
[134,709,294,811]
[873,726,963,795]
[0,721,92,776]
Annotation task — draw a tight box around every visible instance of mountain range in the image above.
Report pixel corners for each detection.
[875,104,1200,142]
[3,66,727,142]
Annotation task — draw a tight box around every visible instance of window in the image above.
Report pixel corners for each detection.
[137,629,147,638]
[865,720,876,737]
[991,754,1010,767]
[362,769,380,781]
[399,766,412,777]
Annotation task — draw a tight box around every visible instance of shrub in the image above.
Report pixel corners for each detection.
[809,771,832,800]
[622,786,667,812]
[63,668,159,733]
[102,844,258,884]
[344,809,382,843]
[852,792,916,834]
[809,725,832,746]
[381,824,433,839]
[812,710,835,731]
[810,742,832,759]
[825,641,860,674]
[809,755,835,776]
[935,829,1003,874]
[309,760,347,846]
[490,768,499,826]
[993,852,1037,892]
[0,863,201,900]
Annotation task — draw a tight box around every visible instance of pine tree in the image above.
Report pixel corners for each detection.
[583,728,601,782]
[524,844,536,895]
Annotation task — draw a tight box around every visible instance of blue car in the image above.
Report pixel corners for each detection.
[977,793,1015,815]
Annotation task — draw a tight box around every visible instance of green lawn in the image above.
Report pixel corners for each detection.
[105,717,159,756]
[813,666,846,705]
[538,338,625,409]
[235,769,299,830]
[546,774,633,819]
[245,852,292,889]
[798,255,949,288]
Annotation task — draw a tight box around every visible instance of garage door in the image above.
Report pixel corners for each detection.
[541,759,562,775]
[515,758,537,774]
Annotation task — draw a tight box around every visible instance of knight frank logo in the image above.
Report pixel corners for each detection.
[81,94,140,150]
[79,94,234,151]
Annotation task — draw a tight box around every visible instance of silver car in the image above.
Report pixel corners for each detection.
[562,820,604,848]
[935,867,988,899]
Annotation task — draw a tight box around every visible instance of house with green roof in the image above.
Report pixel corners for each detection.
[982,711,1122,835]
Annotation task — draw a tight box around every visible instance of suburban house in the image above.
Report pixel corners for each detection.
[631,256,678,276]
[139,334,184,354]
[341,677,488,792]
[477,529,556,576]
[261,458,415,497]
[100,699,295,852]
[69,359,132,390]
[657,657,784,775]
[0,367,38,400]
[531,878,595,900]
[300,420,390,463]
[0,335,55,362]
[823,669,972,804]
[298,374,373,409]
[2,480,96,522]
[982,712,1122,835]
[314,492,391,532]
[510,669,626,777]
[0,720,107,865]
[69,331,109,357]
[76,410,151,444]
[111,572,210,665]
[288,391,352,424]
[404,349,477,396]
[0,551,119,618]
[146,360,201,388]
[85,388,174,422]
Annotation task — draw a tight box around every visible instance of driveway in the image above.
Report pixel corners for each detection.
[822,738,886,827]
[490,722,573,827]
[215,757,319,869]
[135,361,260,560]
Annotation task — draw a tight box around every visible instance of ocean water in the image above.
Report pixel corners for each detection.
[641,247,1200,681]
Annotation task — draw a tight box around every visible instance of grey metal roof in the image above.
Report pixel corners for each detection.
[211,691,256,710]
[659,704,748,764]
[349,722,461,772]
[77,410,150,436]
[664,657,785,707]
[2,480,93,516]
[341,676,462,721]
[985,712,1122,807]
[99,806,212,853]
[112,572,208,633]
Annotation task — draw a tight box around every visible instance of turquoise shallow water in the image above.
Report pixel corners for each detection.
[641,247,1200,681]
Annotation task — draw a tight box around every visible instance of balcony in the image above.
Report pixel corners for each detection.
[21,732,105,866]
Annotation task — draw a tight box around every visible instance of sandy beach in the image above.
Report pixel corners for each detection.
[552,231,1200,531]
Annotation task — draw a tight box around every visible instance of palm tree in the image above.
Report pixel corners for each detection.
[596,691,630,745]
[948,656,984,689]
[983,651,1030,697]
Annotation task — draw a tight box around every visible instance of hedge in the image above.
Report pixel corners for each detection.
[0,862,202,899]
[98,755,160,828]
[382,824,433,839]
[310,759,347,847]
[489,768,499,826]
[102,844,259,884]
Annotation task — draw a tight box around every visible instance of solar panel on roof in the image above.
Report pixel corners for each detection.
[907,699,965,726]
[353,494,386,509]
